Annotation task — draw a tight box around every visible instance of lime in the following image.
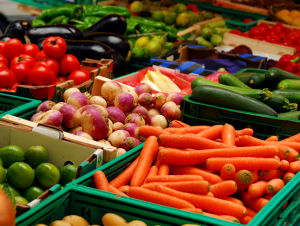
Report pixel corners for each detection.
[131,47,145,60]
[55,165,61,172]
[152,10,164,21]
[130,1,143,14]
[15,196,28,205]
[23,186,44,202]
[176,12,191,27]
[145,42,162,59]
[0,158,2,166]
[134,37,150,48]
[7,162,34,190]
[163,11,176,25]
[151,36,166,48]
[174,3,187,14]
[35,163,60,189]
[25,146,48,169]
[8,185,21,197]
[0,145,24,168]
[60,165,78,186]
[0,165,6,184]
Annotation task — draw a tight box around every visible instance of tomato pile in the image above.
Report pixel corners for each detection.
[0,37,90,92]
[229,22,300,54]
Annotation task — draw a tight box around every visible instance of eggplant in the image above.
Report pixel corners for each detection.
[82,14,127,37]
[4,20,31,44]
[0,34,16,42]
[84,32,130,59]
[34,38,45,50]
[25,24,83,44]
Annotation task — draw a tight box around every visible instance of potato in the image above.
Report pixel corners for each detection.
[102,213,127,226]
[62,215,89,226]
[35,224,47,226]
[127,220,147,226]
[49,221,72,226]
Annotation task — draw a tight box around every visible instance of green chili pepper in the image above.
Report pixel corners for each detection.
[32,19,46,27]
[126,19,140,35]
[129,17,166,30]
[71,17,102,30]
[40,4,82,21]
[83,5,131,18]
[49,15,70,25]
[139,25,157,34]
[165,26,178,42]
[72,23,84,31]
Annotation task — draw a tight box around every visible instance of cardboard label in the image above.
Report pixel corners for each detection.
[94,149,104,168]
[27,199,41,209]
[32,126,63,140]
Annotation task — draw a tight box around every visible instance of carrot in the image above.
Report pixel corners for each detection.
[289,161,300,173]
[158,134,233,150]
[250,170,259,183]
[139,126,171,138]
[235,170,253,191]
[239,216,252,225]
[206,192,214,197]
[93,171,109,192]
[222,197,244,206]
[266,136,278,141]
[266,178,284,195]
[210,181,237,198]
[207,157,281,171]
[287,146,299,162]
[181,208,203,214]
[245,207,257,218]
[272,141,300,153]
[221,124,236,145]
[154,185,247,219]
[283,172,295,184]
[266,194,288,210]
[165,126,210,134]
[170,166,224,184]
[221,164,236,180]
[145,175,203,183]
[282,202,288,210]
[142,181,210,195]
[118,185,130,195]
[147,158,161,177]
[280,160,289,171]
[169,120,190,128]
[239,191,269,212]
[109,157,139,188]
[131,136,159,187]
[280,133,300,143]
[196,125,223,140]
[248,181,267,198]
[274,156,280,161]
[158,164,170,176]
[259,170,284,181]
[158,146,279,165]
[127,187,195,209]
[203,212,240,223]
[109,185,128,196]
[235,128,254,137]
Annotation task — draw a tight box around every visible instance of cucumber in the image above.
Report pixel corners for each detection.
[277,79,300,90]
[247,74,266,89]
[191,85,278,117]
[278,111,300,120]
[219,73,251,89]
[273,89,300,105]
[265,67,300,89]
[191,77,272,101]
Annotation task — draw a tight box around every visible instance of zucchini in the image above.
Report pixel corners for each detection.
[191,85,278,117]
[263,93,298,113]
[233,72,258,83]
[191,77,272,101]
[277,79,300,91]
[265,67,300,90]
[273,89,300,105]
[247,74,266,89]
[219,73,251,89]
[278,111,300,120]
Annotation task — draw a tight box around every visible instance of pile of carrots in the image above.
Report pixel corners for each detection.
[93,120,300,224]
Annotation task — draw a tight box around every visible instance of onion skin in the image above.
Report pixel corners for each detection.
[101,81,123,102]
[132,106,150,124]
[166,92,184,106]
[125,113,145,127]
[138,93,153,108]
[153,93,166,109]
[160,102,182,121]
[106,107,126,124]
[37,101,56,112]
[121,137,141,151]
[123,123,140,139]
[59,104,81,129]
[67,92,88,109]
[135,84,153,96]
[35,110,63,127]
[108,130,130,148]
[114,93,135,112]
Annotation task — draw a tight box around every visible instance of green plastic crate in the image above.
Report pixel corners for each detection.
[0,93,41,120]
[237,68,266,74]
[9,0,96,9]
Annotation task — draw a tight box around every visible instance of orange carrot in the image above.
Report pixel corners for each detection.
[158,146,278,165]
[280,160,289,171]
[118,185,130,195]
[239,216,252,224]
[282,202,288,209]
[109,185,128,196]
[139,126,171,138]
[245,207,257,218]
[221,164,236,180]
[250,170,259,183]
[210,181,237,198]
[239,191,269,212]
[266,179,284,195]
[94,171,109,192]
[181,208,203,214]
[207,157,281,171]
[165,126,210,134]
[196,125,223,140]
[169,120,190,128]
[222,197,244,206]
[147,159,161,178]
[170,166,224,184]
[259,170,285,181]
[131,136,159,187]
[158,134,233,150]
[264,194,288,209]
[206,192,214,197]
[289,161,300,173]
[127,187,195,209]
[271,141,300,153]
[203,212,240,223]
[274,156,280,161]
[235,170,253,191]
[142,181,210,195]
[109,157,139,188]
[145,175,203,183]
[266,136,278,141]
[235,128,254,137]
[158,164,170,176]
[280,133,300,143]
[283,172,295,184]
[154,185,247,219]
[248,181,267,198]
[221,124,236,145]
[287,146,299,162]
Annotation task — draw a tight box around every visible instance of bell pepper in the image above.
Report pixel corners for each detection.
[284,56,300,73]
[126,19,140,35]
[139,25,157,34]
[40,4,82,21]
[165,26,178,42]
[129,17,166,30]
[276,54,297,69]
[48,15,70,25]
[32,19,46,27]
[276,54,300,73]
[82,5,131,18]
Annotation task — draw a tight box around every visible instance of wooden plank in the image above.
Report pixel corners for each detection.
[17,4,42,16]
[257,20,299,29]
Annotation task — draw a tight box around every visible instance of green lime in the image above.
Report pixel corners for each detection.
[0,145,24,168]
[176,12,191,27]
[152,10,164,21]
[23,186,44,203]
[8,185,21,197]
[25,146,48,169]
[174,3,187,14]
[0,158,2,166]
[151,35,166,48]
[7,162,34,190]
[163,11,176,25]
[0,165,6,184]
[131,47,145,60]
[134,36,150,48]
[130,1,143,14]
[35,163,60,189]
[145,42,162,59]
[15,196,28,205]
[59,165,78,186]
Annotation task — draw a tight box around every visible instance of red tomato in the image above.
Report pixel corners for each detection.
[281,39,293,46]
[10,63,31,84]
[249,27,266,37]
[58,54,80,76]
[229,29,241,35]
[43,36,67,59]
[28,65,56,86]
[23,82,32,86]
[33,58,59,77]
[9,82,20,92]
[252,35,262,40]
[24,44,40,59]
[0,54,9,67]
[267,34,280,43]
[243,18,253,23]
[0,62,7,70]
[11,54,35,68]
[284,27,294,35]
[287,32,300,44]
[68,69,90,86]
[0,41,5,54]
[35,50,47,61]
[273,23,285,31]
[2,38,24,61]
[239,33,250,38]
[258,22,270,31]
[0,69,16,88]
[291,45,300,54]
[55,76,68,85]
[224,17,231,20]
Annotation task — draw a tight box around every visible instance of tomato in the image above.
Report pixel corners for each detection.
[291,45,300,54]
[0,62,7,70]
[11,54,35,68]
[23,82,32,86]
[281,39,293,46]
[229,29,241,35]
[28,65,56,86]
[10,63,31,84]
[273,23,285,31]
[58,54,80,76]
[239,33,250,38]
[249,27,266,37]
[0,54,9,68]
[33,58,59,77]
[55,76,68,85]
[68,69,90,86]
[24,44,40,59]
[2,38,24,61]
[258,22,270,31]
[287,32,300,44]
[9,82,20,92]
[252,35,262,40]
[43,36,67,59]
[0,69,16,88]
[224,17,231,20]
[0,41,5,54]
[243,18,253,23]
[284,27,294,35]
[35,50,47,61]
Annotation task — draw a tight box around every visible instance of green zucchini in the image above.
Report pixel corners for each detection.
[277,79,300,90]
[191,77,272,101]
[233,72,258,83]
[273,89,300,105]
[265,67,300,90]
[219,73,251,89]
[247,74,266,89]
[263,93,297,113]
[278,111,300,120]
[191,85,278,117]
